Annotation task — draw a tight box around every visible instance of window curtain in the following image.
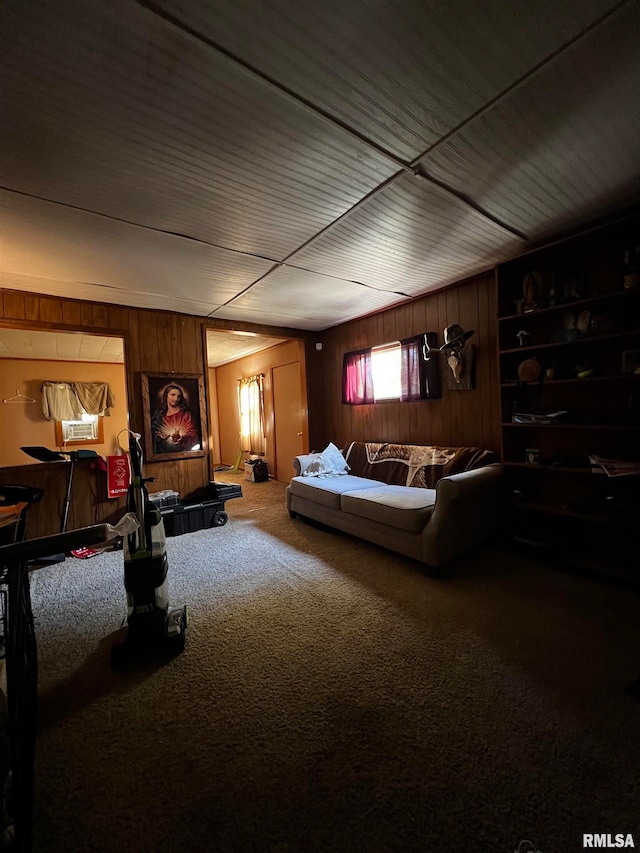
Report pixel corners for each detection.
[342,348,374,405]
[400,333,441,400]
[238,374,266,454]
[400,337,421,401]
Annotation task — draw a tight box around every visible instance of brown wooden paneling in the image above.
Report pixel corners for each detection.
[39,297,63,325]
[180,315,198,374]
[91,304,109,328]
[2,291,26,320]
[24,296,40,322]
[62,301,83,327]
[319,272,501,454]
[107,305,130,331]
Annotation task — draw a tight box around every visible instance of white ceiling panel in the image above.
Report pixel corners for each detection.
[1,0,396,260]
[1,192,274,315]
[418,2,640,240]
[0,328,124,363]
[212,267,403,331]
[155,0,619,161]
[289,174,525,295]
[206,330,288,367]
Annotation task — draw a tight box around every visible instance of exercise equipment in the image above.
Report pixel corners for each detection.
[19,447,99,563]
[110,432,187,667]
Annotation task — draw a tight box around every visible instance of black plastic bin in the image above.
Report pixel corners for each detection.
[160,493,242,537]
[205,482,243,501]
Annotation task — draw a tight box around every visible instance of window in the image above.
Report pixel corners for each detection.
[238,374,266,455]
[371,342,401,401]
[342,333,441,405]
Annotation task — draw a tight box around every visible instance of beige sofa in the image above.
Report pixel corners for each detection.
[286,441,502,571]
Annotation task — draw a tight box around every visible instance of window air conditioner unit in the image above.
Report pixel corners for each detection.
[65,420,98,441]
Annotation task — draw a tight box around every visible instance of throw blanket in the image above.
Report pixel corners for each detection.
[344,442,496,488]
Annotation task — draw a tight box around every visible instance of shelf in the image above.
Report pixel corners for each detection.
[498,286,640,322]
[499,329,640,355]
[500,374,638,387]
[507,500,636,529]
[502,423,637,430]
[503,462,601,474]
[497,212,640,586]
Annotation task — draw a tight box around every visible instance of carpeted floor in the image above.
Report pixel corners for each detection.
[28,473,639,852]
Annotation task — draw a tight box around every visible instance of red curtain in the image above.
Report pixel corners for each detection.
[342,349,374,404]
[343,334,441,404]
[400,338,421,401]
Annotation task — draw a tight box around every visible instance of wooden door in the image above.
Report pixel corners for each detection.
[272,361,304,481]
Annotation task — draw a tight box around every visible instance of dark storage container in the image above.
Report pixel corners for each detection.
[205,481,243,501]
[160,500,229,537]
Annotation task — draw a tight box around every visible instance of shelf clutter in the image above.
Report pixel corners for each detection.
[497,211,640,583]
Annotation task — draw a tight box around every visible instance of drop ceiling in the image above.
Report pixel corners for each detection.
[0,329,124,363]
[1,0,639,332]
[0,327,287,367]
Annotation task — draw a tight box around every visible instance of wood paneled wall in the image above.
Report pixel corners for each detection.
[0,288,315,537]
[316,271,501,453]
[0,275,498,537]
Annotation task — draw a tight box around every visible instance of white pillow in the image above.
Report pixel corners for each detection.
[295,443,350,478]
[319,442,350,475]
[295,452,322,476]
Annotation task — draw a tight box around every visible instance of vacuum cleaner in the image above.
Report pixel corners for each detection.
[111,432,188,667]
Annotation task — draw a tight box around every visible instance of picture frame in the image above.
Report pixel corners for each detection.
[141,372,207,461]
[621,350,640,376]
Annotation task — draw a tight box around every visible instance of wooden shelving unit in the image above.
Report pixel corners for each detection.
[496,212,640,581]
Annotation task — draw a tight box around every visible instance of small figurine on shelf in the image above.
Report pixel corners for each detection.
[523,271,542,313]
[559,269,585,302]
[516,330,530,347]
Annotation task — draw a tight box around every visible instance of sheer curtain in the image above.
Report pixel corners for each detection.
[238,374,265,454]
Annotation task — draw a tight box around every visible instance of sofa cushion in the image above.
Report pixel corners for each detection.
[289,474,381,510]
[341,486,437,533]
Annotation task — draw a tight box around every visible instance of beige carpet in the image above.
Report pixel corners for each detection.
[28,473,640,852]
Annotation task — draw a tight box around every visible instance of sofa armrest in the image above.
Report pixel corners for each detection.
[423,463,503,566]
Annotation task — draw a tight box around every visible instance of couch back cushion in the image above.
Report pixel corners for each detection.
[343,441,496,488]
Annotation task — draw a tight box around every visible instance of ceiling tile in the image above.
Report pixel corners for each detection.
[0,328,124,362]
[212,266,404,330]
[290,174,525,296]
[156,0,619,160]
[418,2,640,240]
[1,192,274,315]
[1,0,396,260]
[206,329,288,367]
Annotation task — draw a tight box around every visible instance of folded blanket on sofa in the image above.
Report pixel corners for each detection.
[344,441,496,488]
